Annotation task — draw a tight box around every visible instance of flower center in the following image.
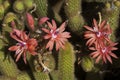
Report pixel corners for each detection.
[50,29,59,39]
[101,47,107,54]
[18,42,27,47]
[96,32,101,37]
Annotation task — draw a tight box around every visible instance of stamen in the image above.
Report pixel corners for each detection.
[102,47,107,53]
[96,32,101,37]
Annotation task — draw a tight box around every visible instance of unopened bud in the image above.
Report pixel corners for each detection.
[81,56,94,72]
[3,12,17,24]
[13,0,25,13]
[26,13,35,31]
[39,17,49,25]
[3,0,10,11]
[23,0,34,10]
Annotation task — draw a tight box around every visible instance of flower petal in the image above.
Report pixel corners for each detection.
[9,46,19,51]
[39,17,49,25]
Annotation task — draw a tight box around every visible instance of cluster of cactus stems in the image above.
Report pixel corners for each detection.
[0,0,120,80]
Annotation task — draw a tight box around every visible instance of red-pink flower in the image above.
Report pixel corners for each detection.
[8,29,38,63]
[26,13,35,31]
[89,42,118,63]
[84,19,112,47]
[42,19,71,51]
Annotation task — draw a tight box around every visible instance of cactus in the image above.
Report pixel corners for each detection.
[58,42,75,80]
[0,51,19,77]
[0,0,120,80]
[64,0,85,35]
[101,2,120,42]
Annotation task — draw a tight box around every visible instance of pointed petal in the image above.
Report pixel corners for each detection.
[15,50,23,62]
[46,39,54,51]
[106,54,112,63]
[60,32,71,38]
[95,55,101,63]
[39,17,49,25]
[47,21,54,30]
[102,54,107,63]
[93,19,98,28]
[59,21,66,32]
[84,26,94,32]
[109,52,118,58]
[44,34,51,39]
[92,52,100,58]
[100,20,106,29]
[42,28,50,33]
[8,46,19,51]
[52,19,57,30]
[23,51,27,64]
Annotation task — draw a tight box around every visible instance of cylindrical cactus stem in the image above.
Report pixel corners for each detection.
[0,51,20,78]
[16,72,31,80]
[101,2,120,42]
[27,54,50,80]
[34,0,54,18]
[0,76,16,80]
[49,70,59,80]
[52,0,64,13]
[0,4,5,20]
[83,0,113,3]
[58,41,75,80]
[64,0,85,35]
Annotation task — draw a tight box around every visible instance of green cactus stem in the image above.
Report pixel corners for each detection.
[0,76,16,80]
[83,0,113,3]
[58,41,75,80]
[81,56,94,72]
[64,0,85,35]
[49,70,59,80]
[34,0,53,18]
[16,72,31,80]
[0,51,19,77]
[101,2,120,42]
[0,4,4,20]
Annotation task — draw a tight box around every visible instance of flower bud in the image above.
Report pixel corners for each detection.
[114,1,120,7]
[26,13,35,31]
[39,17,49,25]
[23,0,34,10]
[13,0,25,13]
[3,12,17,24]
[0,4,5,20]
[3,0,10,11]
[81,56,94,72]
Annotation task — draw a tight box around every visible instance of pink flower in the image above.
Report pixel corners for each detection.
[84,19,112,47]
[89,42,118,63]
[26,13,35,31]
[42,19,71,51]
[8,29,38,63]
